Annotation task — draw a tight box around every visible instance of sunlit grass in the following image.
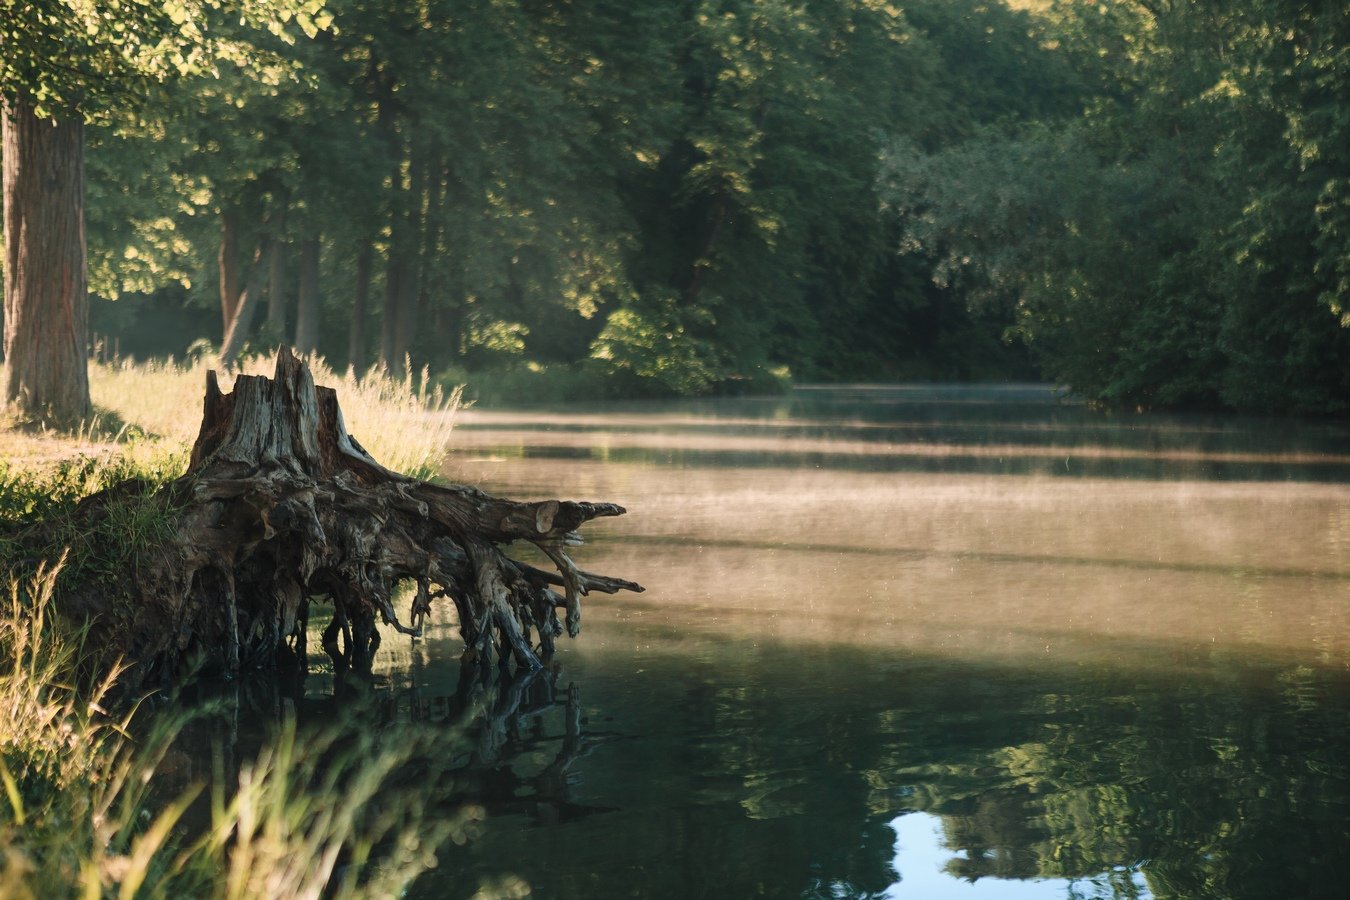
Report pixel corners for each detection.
[0,353,461,483]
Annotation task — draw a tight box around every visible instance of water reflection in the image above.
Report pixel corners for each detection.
[171,625,1349,898]
[421,386,1350,897]
[401,632,1348,900]
[883,813,1153,899]
[177,386,1350,898]
[167,652,609,835]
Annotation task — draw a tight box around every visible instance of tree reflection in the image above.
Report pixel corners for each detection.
[174,644,1350,899]
[863,662,1350,899]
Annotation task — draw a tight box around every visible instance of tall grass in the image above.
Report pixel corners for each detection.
[0,552,466,898]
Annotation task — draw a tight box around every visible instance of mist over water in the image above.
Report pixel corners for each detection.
[385,387,1347,898]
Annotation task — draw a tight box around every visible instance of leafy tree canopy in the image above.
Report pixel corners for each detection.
[0,0,330,119]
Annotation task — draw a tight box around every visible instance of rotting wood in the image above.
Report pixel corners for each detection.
[44,347,642,689]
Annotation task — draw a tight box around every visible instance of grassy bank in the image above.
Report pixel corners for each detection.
[0,353,465,897]
[2,354,460,479]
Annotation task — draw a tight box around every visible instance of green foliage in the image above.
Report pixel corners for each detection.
[592,299,725,395]
[0,0,331,120]
[57,0,1349,409]
[74,0,1073,399]
[881,0,1350,414]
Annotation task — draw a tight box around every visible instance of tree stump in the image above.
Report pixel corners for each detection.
[53,348,642,687]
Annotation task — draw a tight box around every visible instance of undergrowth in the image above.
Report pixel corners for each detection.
[0,564,466,898]
[0,448,189,618]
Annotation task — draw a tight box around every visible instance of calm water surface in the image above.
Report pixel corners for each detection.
[248,387,1350,898]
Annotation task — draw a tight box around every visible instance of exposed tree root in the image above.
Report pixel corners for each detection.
[46,348,641,688]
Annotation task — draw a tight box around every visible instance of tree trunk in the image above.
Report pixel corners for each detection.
[415,149,447,354]
[375,89,430,374]
[219,208,241,334]
[33,348,640,689]
[219,243,268,361]
[1,99,91,427]
[349,239,373,371]
[294,236,321,356]
[394,143,429,365]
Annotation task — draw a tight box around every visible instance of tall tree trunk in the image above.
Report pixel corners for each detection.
[415,149,447,350]
[393,143,429,366]
[1,100,91,426]
[219,207,241,335]
[381,239,418,372]
[219,243,268,362]
[349,239,373,371]
[375,79,411,372]
[294,236,321,356]
[443,179,470,357]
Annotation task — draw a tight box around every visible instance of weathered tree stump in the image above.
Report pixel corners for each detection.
[53,349,641,687]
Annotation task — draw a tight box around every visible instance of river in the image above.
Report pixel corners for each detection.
[260,386,1350,898]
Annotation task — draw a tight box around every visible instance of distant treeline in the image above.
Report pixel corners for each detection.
[82,0,1349,412]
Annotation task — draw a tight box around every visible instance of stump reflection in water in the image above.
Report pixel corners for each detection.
[170,655,604,846]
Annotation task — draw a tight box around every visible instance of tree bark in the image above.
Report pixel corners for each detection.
[219,207,242,334]
[380,249,402,369]
[294,236,321,356]
[415,149,447,351]
[394,143,429,365]
[1,99,91,427]
[219,243,268,361]
[376,87,428,373]
[34,349,640,689]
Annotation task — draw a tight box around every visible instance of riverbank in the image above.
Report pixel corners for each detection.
[0,353,463,897]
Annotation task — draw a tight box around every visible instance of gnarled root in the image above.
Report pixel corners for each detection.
[49,348,642,687]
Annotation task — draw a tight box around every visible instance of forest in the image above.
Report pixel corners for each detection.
[6,0,1350,414]
[3,4,1350,897]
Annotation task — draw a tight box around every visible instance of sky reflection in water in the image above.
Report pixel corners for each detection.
[372,386,1350,899]
[884,813,1152,899]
